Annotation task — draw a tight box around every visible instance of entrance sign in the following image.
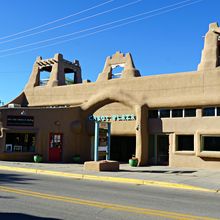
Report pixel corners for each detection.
[94,121,111,161]
[89,114,136,122]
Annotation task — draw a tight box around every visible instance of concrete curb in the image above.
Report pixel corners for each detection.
[0,165,215,193]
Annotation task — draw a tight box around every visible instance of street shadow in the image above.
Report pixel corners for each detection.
[119,170,197,174]
[0,213,61,220]
[0,173,36,185]
[0,196,14,199]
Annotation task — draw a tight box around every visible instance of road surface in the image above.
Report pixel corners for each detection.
[0,170,219,219]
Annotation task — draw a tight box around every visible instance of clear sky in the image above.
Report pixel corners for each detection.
[0,0,219,104]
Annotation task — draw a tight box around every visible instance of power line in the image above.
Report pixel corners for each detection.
[0,0,203,58]
[0,0,142,45]
[0,0,114,41]
[0,0,198,54]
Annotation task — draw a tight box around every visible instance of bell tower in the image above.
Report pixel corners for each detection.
[97,51,140,81]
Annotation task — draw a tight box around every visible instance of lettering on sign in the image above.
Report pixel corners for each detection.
[7,115,34,127]
[89,114,136,122]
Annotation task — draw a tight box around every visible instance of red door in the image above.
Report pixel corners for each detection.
[49,133,63,162]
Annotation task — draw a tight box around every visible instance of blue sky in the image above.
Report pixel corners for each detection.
[0,0,219,104]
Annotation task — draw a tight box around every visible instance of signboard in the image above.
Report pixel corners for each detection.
[7,116,34,127]
[89,114,136,122]
[94,121,111,161]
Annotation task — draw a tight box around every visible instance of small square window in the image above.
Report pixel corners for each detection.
[202,107,215,116]
[184,108,196,117]
[160,109,170,118]
[176,135,194,151]
[172,109,183,118]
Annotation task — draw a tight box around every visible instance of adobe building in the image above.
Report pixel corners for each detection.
[1,22,220,169]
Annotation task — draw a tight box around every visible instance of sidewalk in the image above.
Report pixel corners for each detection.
[0,161,220,193]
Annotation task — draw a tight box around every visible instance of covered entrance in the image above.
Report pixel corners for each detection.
[149,134,169,165]
[110,136,136,162]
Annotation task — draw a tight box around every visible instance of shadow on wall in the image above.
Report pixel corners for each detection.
[201,157,220,162]
[148,118,163,133]
[0,213,60,220]
[0,173,36,185]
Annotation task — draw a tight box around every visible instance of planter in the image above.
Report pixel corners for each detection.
[129,158,138,167]
[34,155,43,163]
[73,155,81,163]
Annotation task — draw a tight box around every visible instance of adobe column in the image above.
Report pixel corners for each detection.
[48,53,63,87]
[135,105,148,166]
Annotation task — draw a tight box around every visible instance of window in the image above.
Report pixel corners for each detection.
[111,65,124,79]
[217,107,220,116]
[176,135,194,151]
[202,107,215,116]
[65,72,75,85]
[184,108,196,117]
[64,68,76,85]
[5,133,36,152]
[172,109,183,118]
[39,67,52,86]
[50,133,62,148]
[202,136,220,151]
[148,110,158,118]
[159,109,170,118]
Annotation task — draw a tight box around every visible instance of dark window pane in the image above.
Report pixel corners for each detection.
[202,107,215,116]
[177,135,194,151]
[172,109,183,117]
[184,108,196,117]
[149,110,158,118]
[160,109,170,118]
[217,107,220,116]
[203,136,220,151]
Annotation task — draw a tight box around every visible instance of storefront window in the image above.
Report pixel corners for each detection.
[5,133,36,152]
[202,136,220,151]
[176,135,194,151]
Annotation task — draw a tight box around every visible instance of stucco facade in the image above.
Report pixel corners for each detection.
[1,23,220,169]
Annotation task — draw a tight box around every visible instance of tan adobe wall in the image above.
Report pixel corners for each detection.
[0,107,91,162]
[23,68,220,109]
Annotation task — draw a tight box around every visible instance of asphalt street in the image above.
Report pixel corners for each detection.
[0,170,220,220]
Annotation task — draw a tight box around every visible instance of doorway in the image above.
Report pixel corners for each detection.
[110,136,136,162]
[49,133,63,162]
[149,134,169,165]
